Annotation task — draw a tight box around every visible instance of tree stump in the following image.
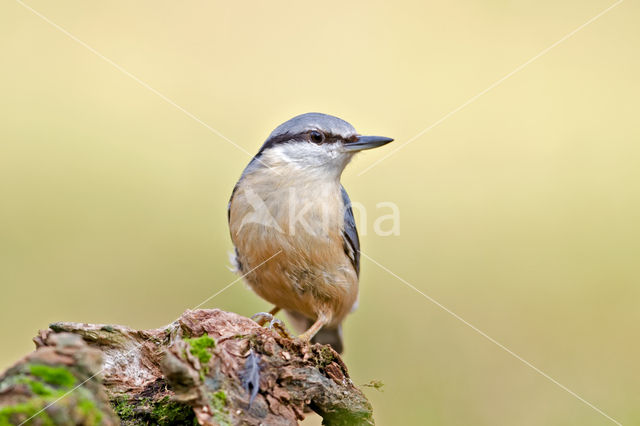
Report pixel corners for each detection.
[0,309,374,425]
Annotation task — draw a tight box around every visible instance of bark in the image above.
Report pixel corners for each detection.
[0,309,374,425]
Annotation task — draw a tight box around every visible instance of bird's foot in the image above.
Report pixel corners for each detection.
[295,314,329,345]
[251,312,273,327]
[250,312,292,339]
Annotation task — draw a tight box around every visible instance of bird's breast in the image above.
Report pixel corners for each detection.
[230,166,345,248]
[228,166,358,322]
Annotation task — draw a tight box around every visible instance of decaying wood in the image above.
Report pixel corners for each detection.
[0,309,374,425]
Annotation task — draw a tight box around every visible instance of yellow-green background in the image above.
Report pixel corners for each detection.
[1,1,638,425]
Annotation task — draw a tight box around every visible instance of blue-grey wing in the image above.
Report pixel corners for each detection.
[341,185,360,277]
[228,182,244,272]
[227,185,237,223]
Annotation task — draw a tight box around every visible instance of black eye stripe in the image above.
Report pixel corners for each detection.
[258,131,347,154]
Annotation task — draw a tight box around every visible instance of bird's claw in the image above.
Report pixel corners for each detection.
[269,319,293,339]
[250,312,292,339]
[251,312,273,326]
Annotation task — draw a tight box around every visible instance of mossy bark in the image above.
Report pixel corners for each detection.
[0,309,374,425]
[0,333,118,426]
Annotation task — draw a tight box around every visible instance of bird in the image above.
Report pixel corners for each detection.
[228,112,393,353]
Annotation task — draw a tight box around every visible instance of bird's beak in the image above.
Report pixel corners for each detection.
[343,135,394,152]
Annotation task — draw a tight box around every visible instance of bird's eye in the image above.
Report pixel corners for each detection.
[309,130,324,144]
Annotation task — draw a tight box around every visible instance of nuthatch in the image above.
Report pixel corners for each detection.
[228,113,393,353]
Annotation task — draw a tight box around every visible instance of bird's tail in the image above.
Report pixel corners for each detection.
[286,311,344,354]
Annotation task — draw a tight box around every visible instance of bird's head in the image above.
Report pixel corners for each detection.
[252,113,393,179]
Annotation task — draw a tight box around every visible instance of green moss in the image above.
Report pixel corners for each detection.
[29,364,76,388]
[77,398,103,425]
[12,365,76,399]
[314,345,336,369]
[18,377,56,396]
[1,370,105,426]
[0,399,55,426]
[113,395,135,420]
[210,390,230,426]
[111,395,196,425]
[212,390,227,408]
[151,396,196,425]
[184,334,216,365]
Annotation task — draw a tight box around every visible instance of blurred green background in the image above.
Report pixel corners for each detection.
[1,1,639,425]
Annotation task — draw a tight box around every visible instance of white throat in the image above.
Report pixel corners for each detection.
[255,142,354,181]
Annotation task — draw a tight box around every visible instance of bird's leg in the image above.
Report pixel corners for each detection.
[251,307,291,338]
[269,306,281,316]
[297,314,329,343]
